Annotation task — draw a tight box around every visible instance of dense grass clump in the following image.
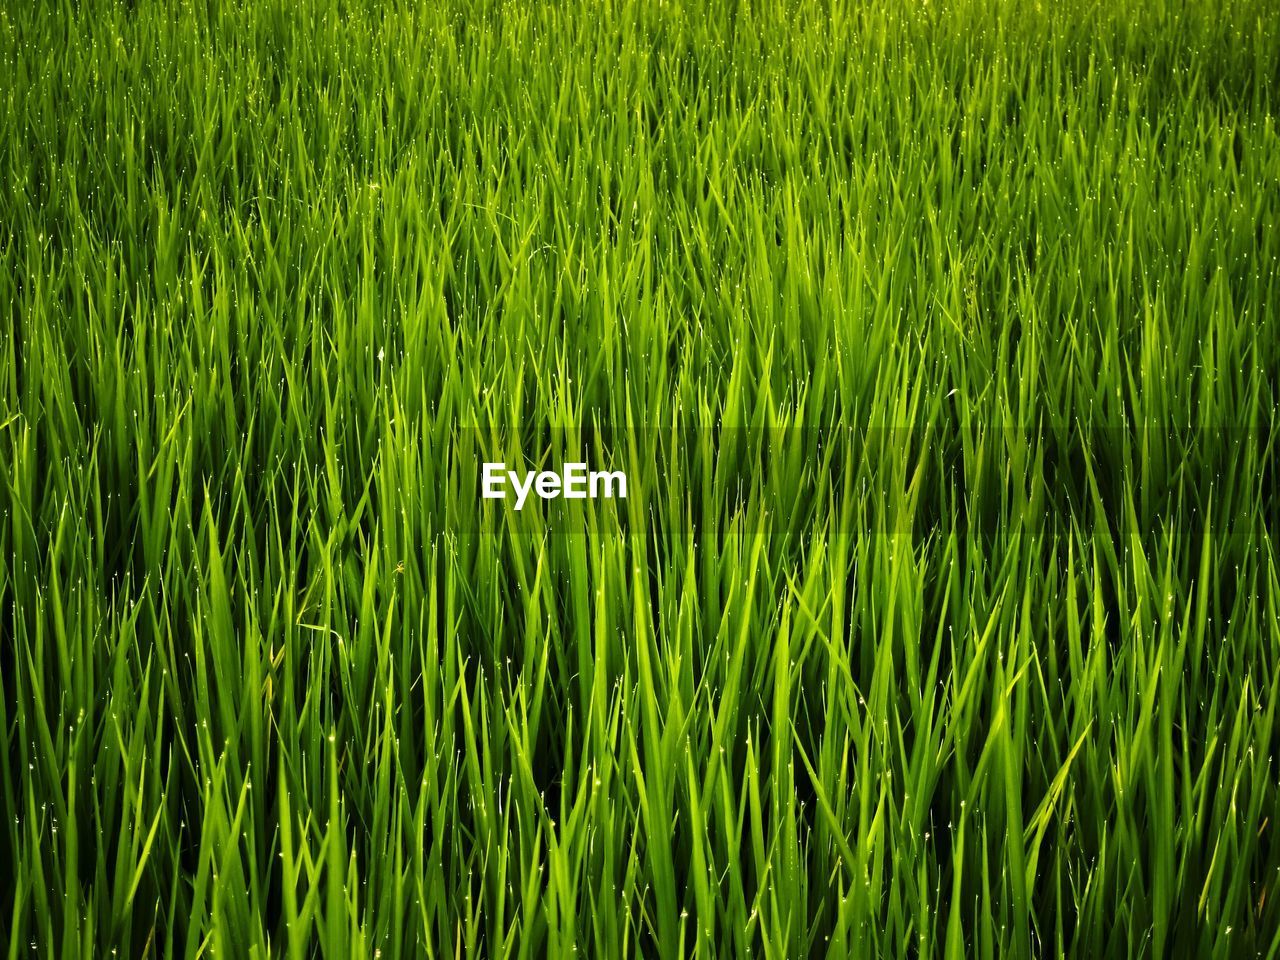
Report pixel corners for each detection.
[3,0,1280,956]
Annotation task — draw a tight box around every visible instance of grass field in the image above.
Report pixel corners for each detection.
[3,0,1280,956]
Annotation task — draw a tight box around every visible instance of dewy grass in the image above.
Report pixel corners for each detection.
[2,0,1279,956]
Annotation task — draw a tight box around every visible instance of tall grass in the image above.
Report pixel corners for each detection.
[2,0,1279,955]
